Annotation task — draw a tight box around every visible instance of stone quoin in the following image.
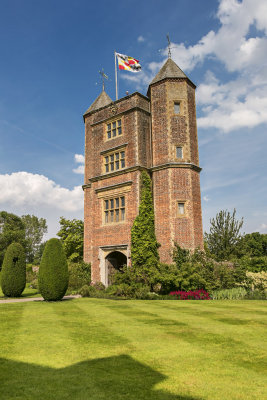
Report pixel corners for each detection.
[83,58,203,285]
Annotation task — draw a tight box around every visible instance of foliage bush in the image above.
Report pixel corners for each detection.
[245,271,267,296]
[169,289,210,300]
[155,245,247,294]
[110,244,248,297]
[79,284,97,297]
[211,287,247,300]
[131,171,160,286]
[68,261,91,291]
[26,264,39,289]
[91,281,105,291]
[237,255,267,273]
[105,283,150,299]
[244,289,266,300]
[1,243,26,297]
[38,238,69,301]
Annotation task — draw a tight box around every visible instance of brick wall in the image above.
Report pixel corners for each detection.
[84,77,203,282]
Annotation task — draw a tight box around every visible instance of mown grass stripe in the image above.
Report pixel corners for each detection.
[0,299,266,400]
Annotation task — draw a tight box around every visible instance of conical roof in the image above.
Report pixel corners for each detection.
[149,58,193,86]
[83,90,112,116]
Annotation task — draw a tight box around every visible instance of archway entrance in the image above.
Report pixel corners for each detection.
[105,251,127,286]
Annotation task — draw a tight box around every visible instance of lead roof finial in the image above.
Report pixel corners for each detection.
[99,68,108,91]
[167,34,172,59]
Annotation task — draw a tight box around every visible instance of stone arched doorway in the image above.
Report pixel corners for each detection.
[105,251,127,286]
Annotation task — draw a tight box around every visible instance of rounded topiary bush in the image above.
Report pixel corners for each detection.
[1,242,26,297]
[38,238,68,301]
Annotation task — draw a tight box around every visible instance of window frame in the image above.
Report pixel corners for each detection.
[103,195,126,225]
[177,201,187,217]
[106,117,122,140]
[175,146,183,159]
[174,101,181,115]
[103,148,126,174]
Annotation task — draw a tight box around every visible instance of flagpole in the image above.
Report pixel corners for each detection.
[115,51,118,100]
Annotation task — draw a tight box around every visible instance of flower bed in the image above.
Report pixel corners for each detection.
[169,289,210,300]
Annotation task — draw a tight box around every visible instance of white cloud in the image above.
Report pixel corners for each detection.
[0,171,84,239]
[137,35,145,42]
[203,195,210,202]
[73,153,84,174]
[260,223,267,232]
[0,172,83,212]
[73,165,84,174]
[74,154,85,164]
[124,0,267,132]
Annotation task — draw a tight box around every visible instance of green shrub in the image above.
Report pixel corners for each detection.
[1,243,26,297]
[211,287,247,300]
[245,290,266,300]
[79,285,97,297]
[91,281,105,291]
[105,283,150,299]
[26,265,39,289]
[155,246,247,294]
[244,271,267,298]
[68,261,91,291]
[237,255,267,273]
[131,171,160,286]
[38,238,68,301]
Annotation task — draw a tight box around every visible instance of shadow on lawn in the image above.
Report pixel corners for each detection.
[0,354,202,400]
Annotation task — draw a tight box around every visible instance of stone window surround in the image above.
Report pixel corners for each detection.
[172,99,183,115]
[177,200,187,217]
[102,148,126,174]
[106,116,122,140]
[103,195,125,225]
[96,181,132,226]
[175,146,183,159]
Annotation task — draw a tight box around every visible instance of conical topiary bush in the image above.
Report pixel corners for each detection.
[38,238,68,301]
[1,242,26,297]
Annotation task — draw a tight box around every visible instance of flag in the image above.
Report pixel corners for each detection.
[116,53,141,72]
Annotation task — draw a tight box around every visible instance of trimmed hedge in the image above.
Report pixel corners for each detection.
[38,238,68,301]
[1,242,26,297]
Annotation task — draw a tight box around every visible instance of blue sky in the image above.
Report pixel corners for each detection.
[0,0,267,238]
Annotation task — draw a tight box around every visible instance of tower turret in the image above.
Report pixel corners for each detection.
[148,58,203,260]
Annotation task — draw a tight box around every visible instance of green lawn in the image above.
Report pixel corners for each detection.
[0,299,266,400]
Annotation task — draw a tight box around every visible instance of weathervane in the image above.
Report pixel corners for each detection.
[167,34,172,59]
[99,69,108,91]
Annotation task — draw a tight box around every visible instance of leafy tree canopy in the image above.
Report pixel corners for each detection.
[21,214,47,263]
[0,211,26,268]
[237,232,267,258]
[204,209,244,261]
[57,217,84,262]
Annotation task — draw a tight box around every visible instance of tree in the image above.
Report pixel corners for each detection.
[131,171,160,285]
[38,238,69,301]
[237,232,267,258]
[0,211,26,268]
[204,209,244,261]
[1,243,26,297]
[21,215,47,263]
[57,217,84,262]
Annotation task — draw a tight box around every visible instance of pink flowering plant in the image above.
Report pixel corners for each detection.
[169,289,210,300]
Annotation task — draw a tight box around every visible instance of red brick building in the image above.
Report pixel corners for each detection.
[83,59,203,285]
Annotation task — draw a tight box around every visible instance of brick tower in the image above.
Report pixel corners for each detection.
[83,58,203,285]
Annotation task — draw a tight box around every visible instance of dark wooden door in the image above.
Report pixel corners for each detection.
[107,258,118,286]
